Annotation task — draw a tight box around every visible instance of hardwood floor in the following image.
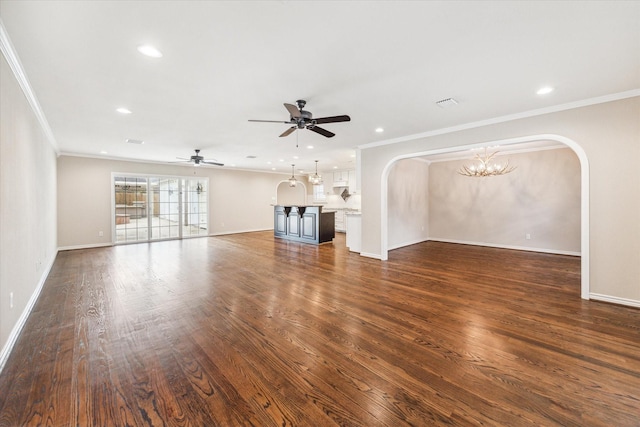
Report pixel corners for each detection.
[1,232,639,426]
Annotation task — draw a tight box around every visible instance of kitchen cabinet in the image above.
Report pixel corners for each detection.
[333,209,346,232]
[346,212,361,253]
[333,170,350,182]
[348,170,357,194]
[274,205,335,244]
[332,169,357,194]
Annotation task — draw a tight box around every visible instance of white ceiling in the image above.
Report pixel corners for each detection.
[1,1,638,175]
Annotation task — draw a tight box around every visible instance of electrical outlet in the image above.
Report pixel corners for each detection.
[526,233,531,240]
[98,231,104,237]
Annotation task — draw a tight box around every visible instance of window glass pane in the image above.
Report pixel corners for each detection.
[115,175,208,243]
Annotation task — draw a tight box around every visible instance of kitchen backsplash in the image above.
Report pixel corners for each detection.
[324,193,361,210]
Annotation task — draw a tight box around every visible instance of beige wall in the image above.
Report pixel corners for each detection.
[276,181,307,206]
[387,158,430,249]
[57,156,288,248]
[429,147,581,253]
[0,55,58,356]
[360,96,640,304]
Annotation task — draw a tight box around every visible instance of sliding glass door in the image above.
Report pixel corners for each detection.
[183,178,209,238]
[114,174,208,244]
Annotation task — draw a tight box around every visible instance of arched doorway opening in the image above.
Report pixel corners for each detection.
[380,134,590,299]
[276,180,307,206]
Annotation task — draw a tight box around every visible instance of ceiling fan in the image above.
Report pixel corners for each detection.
[174,149,223,167]
[249,100,350,138]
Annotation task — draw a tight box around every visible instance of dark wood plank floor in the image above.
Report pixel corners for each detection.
[1,232,639,426]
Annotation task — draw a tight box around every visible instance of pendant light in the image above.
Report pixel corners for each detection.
[310,160,323,185]
[288,164,297,187]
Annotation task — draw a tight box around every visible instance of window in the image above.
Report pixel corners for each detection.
[113,174,209,243]
[312,184,326,202]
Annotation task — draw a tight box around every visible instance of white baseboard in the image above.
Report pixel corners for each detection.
[360,252,382,260]
[426,238,581,256]
[0,249,58,374]
[60,230,275,250]
[59,242,113,251]
[210,228,272,236]
[590,293,640,309]
[389,238,430,251]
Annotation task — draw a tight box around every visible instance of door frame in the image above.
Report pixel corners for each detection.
[380,134,590,299]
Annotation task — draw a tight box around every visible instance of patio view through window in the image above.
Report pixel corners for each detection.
[113,175,209,243]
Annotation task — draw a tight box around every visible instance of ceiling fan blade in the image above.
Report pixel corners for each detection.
[313,115,351,124]
[284,103,301,118]
[308,126,335,138]
[202,161,224,166]
[248,119,291,123]
[176,157,191,160]
[279,126,296,137]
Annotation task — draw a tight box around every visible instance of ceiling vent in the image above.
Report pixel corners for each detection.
[435,98,458,108]
[125,138,144,145]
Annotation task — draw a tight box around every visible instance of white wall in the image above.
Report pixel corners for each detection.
[387,158,429,249]
[57,156,289,248]
[360,96,640,304]
[0,54,58,361]
[429,147,581,254]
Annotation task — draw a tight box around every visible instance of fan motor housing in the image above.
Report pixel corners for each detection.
[295,110,313,128]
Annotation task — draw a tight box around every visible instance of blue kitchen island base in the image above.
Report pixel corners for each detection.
[274,205,335,244]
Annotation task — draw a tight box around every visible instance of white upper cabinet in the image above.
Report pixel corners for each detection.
[332,170,357,193]
[348,170,357,194]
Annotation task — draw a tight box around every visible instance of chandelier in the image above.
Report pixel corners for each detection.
[458,148,516,177]
[288,164,297,187]
[309,160,323,185]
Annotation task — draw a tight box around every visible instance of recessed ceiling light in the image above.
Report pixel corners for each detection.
[333,166,338,169]
[537,86,554,95]
[293,155,299,159]
[230,164,236,167]
[267,161,272,164]
[137,44,163,58]
[100,150,108,154]
[271,167,276,171]
[350,154,356,158]
[307,145,314,149]
[116,108,132,114]
[375,127,384,133]
[125,138,144,145]
[279,159,284,162]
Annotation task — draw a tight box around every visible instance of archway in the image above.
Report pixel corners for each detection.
[380,134,590,299]
[276,180,307,206]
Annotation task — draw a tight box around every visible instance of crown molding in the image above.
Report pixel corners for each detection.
[0,19,59,153]
[359,89,640,150]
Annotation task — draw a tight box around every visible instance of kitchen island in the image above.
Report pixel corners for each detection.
[274,205,335,244]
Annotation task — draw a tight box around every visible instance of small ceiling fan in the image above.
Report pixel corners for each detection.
[249,99,350,138]
[174,149,223,167]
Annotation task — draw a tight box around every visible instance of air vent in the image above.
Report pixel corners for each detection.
[125,138,144,145]
[246,155,257,159]
[435,98,458,108]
